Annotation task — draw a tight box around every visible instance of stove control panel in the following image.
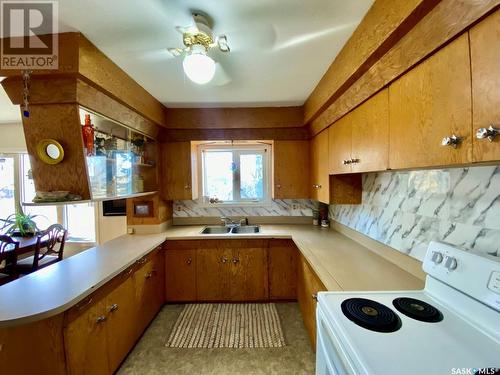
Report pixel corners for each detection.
[488,271,500,295]
[424,241,500,312]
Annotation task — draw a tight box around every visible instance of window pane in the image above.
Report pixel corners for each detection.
[240,154,264,200]
[65,203,95,242]
[0,156,15,233]
[21,154,58,230]
[204,151,233,201]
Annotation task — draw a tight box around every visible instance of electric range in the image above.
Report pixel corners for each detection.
[316,241,500,375]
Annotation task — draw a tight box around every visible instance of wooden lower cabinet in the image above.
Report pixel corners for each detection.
[105,276,137,372]
[196,241,231,301]
[297,253,328,351]
[64,247,165,375]
[64,289,111,375]
[165,242,197,301]
[0,315,67,375]
[164,239,306,303]
[268,239,297,300]
[224,239,269,301]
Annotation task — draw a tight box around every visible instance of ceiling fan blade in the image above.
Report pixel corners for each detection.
[219,24,277,52]
[273,23,357,51]
[208,62,231,87]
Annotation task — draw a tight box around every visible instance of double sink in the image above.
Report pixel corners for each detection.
[201,225,261,234]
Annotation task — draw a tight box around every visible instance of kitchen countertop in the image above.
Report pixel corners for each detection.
[0,225,424,327]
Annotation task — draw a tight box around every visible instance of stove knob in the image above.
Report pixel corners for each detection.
[445,256,458,271]
[431,251,444,264]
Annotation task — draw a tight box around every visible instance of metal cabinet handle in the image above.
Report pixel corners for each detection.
[96,316,107,323]
[109,303,118,313]
[77,297,93,311]
[184,185,191,190]
[350,158,359,164]
[221,257,228,264]
[145,271,153,279]
[232,257,240,264]
[342,159,352,165]
[476,125,499,142]
[186,257,192,265]
[317,184,322,189]
[276,184,281,189]
[441,134,462,148]
[311,293,318,301]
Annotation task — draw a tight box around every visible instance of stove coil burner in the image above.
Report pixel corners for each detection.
[341,298,402,333]
[392,297,443,323]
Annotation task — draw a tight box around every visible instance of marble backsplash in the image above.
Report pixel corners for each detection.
[173,199,315,217]
[329,166,500,261]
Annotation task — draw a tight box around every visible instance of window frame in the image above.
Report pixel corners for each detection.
[1,153,97,244]
[196,143,272,207]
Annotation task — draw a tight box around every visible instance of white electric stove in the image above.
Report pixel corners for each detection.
[316,241,500,375]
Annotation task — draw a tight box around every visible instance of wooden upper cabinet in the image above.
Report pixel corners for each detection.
[161,141,198,200]
[273,140,310,199]
[389,34,473,169]
[351,89,389,173]
[310,130,330,203]
[470,9,500,162]
[328,113,352,175]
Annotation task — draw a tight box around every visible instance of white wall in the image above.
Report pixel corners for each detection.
[0,122,26,153]
[96,203,127,244]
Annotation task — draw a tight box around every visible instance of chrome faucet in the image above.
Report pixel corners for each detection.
[221,216,248,227]
[221,216,235,226]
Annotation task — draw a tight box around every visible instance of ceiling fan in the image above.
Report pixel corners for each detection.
[167,12,231,85]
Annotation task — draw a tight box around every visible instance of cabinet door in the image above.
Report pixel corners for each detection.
[351,89,389,173]
[328,114,352,175]
[196,241,231,301]
[226,240,269,301]
[0,315,66,375]
[105,276,136,373]
[310,130,330,203]
[274,140,310,198]
[64,294,110,375]
[268,239,297,300]
[297,254,328,352]
[162,141,197,200]
[165,247,197,301]
[133,257,154,336]
[470,9,500,162]
[389,34,472,169]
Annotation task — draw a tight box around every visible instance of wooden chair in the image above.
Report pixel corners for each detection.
[0,235,19,285]
[17,224,67,274]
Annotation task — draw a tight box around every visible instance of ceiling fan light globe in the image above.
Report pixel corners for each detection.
[183,52,216,85]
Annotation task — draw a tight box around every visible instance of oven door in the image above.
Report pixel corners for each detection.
[316,305,354,375]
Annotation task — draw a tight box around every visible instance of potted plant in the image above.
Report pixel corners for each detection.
[0,205,40,237]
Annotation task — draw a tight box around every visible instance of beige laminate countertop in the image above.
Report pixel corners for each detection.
[163,225,425,292]
[0,225,424,327]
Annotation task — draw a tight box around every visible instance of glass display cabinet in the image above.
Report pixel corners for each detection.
[80,108,158,200]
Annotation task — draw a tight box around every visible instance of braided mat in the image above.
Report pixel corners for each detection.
[166,303,286,348]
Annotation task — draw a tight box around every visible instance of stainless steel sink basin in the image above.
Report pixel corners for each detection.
[200,226,232,234]
[231,225,261,234]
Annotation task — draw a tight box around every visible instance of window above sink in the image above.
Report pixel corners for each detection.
[196,141,272,207]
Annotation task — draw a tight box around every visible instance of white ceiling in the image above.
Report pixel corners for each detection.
[57,0,373,107]
[0,0,373,123]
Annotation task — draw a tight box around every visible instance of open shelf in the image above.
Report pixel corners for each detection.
[22,191,158,206]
